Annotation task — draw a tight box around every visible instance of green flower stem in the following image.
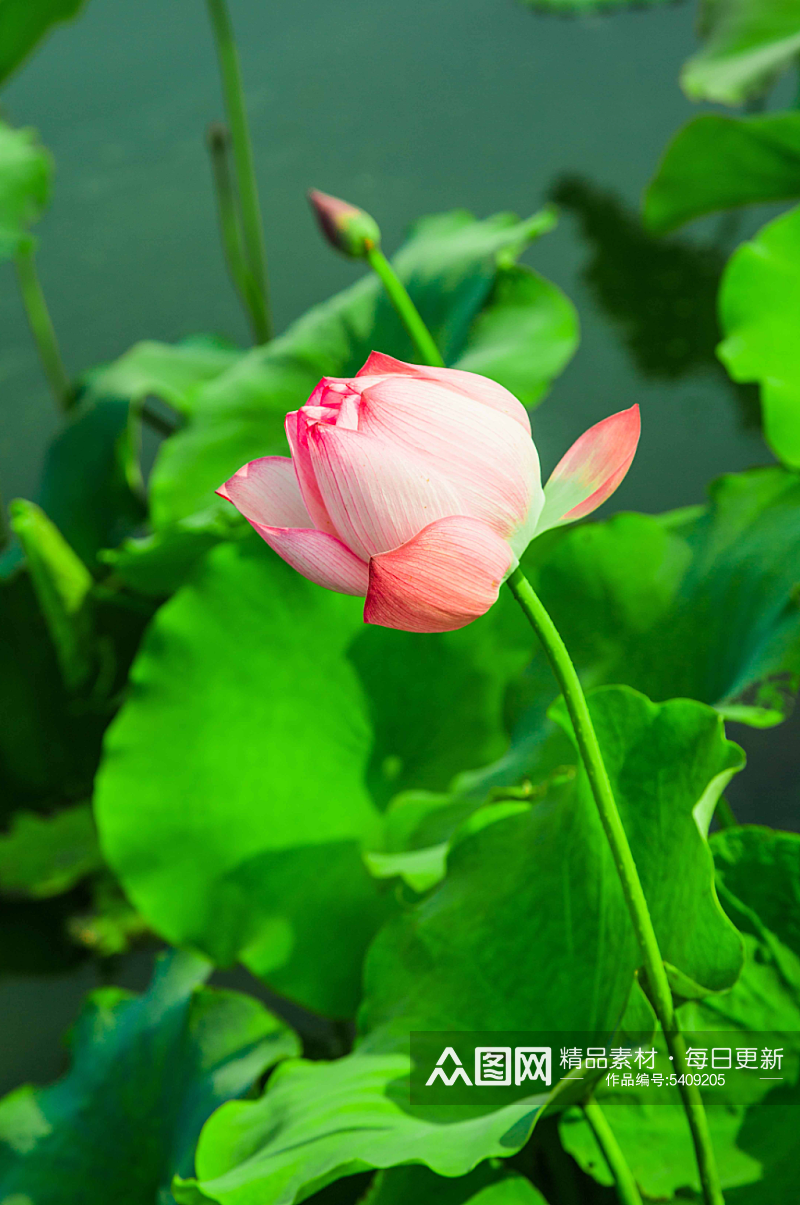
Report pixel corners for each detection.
[364,244,445,367]
[506,567,724,1205]
[205,0,271,343]
[206,121,265,342]
[582,1098,643,1205]
[15,241,72,412]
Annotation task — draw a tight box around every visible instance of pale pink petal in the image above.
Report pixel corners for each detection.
[285,410,341,539]
[357,352,415,377]
[357,353,530,431]
[365,515,513,633]
[535,405,641,536]
[305,424,463,561]
[304,379,361,429]
[250,521,369,596]
[357,375,542,540]
[217,456,310,529]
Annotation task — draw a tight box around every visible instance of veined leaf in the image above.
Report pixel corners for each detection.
[0,950,300,1204]
[682,0,800,105]
[645,112,800,234]
[0,0,88,86]
[561,826,800,1202]
[175,687,742,1205]
[173,1052,547,1205]
[94,534,530,1016]
[82,335,242,420]
[524,467,800,728]
[718,204,800,469]
[362,687,743,1044]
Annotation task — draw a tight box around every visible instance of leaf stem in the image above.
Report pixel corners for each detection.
[205,0,271,343]
[364,243,445,366]
[15,240,72,412]
[581,1098,643,1205]
[506,567,725,1205]
[206,122,265,342]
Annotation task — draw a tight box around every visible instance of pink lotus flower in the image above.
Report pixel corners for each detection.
[218,353,639,633]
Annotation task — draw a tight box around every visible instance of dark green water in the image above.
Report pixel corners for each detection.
[0,0,780,508]
[0,0,797,1095]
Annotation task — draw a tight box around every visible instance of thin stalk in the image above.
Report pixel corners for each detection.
[506,567,724,1205]
[15,241,72,411]
[582,1097,643,1205]
[205,0,271,343]
[365,243,445,367]
[206,122,265,341]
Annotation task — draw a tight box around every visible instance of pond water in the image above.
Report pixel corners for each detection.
[0,0,797,1094]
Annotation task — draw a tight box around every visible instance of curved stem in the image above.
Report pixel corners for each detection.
[506,567,724,1205]
[206,121,264,341]
[205,0,271,343]
[365,244,445,367]
[15,241,72,412]
[582,1098,643,1205]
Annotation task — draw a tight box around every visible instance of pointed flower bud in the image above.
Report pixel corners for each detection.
[307,189,381,260]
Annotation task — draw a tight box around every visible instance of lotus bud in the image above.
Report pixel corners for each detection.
[307,189,381,260]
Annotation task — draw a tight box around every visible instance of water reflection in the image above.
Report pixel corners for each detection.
[551,175,760,428]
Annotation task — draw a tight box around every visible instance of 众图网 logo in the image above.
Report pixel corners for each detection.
[426,1045,552,1088]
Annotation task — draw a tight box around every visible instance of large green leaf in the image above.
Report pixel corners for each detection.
[174,687,741,1205]
[94,534,528,1015]
[148,210,577,529]
[528,467,800,726]
[460,468,800,804]
[644,113,800,235]
[718,205,800,469]
[362,1163,549,1205]
[681,0,800,104]
[561,826,800,1203]
[0,118,50,259]
[95,537,381,1018]
[0,950,300,1204]
[174,1052,547,1205]
[362,687,743,1042]
[0,0,88,85]
[82,336,242,419]
[100,511,243,599]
